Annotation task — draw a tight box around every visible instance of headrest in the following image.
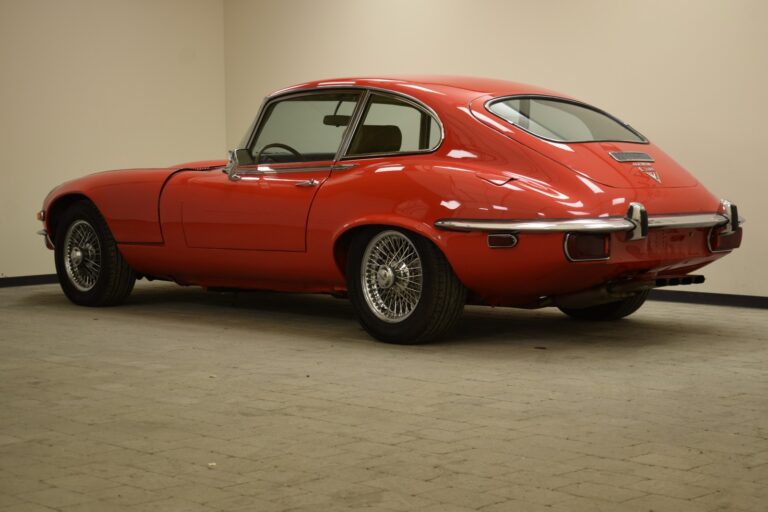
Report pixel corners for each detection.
[349,125,402,155]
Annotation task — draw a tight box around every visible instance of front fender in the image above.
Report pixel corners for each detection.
[43,168,178,244]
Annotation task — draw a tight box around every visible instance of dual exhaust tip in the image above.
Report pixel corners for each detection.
[553,274,706,309]
[655,275,705,287]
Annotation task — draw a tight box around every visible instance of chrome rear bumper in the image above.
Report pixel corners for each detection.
[435,199,743,241]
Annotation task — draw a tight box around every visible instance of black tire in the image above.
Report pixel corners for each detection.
[346,228,466,344]
[558,290,650,321]
[54,200,136,306]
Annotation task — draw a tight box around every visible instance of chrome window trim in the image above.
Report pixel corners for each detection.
[237,86,445,167]
[484,94,649,145]
[339,90,445,160]
[335,89,371,160]
[242,88,366,163]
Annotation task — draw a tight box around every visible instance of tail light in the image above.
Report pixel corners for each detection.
[708,227,742,253]
[564,233,610,262]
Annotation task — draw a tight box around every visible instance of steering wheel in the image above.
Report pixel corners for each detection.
[255,143,303,163]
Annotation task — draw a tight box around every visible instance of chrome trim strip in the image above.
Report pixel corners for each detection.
[435,218,635,233]
[435,212,731,234]
[237,164,333,175]
[647,213,727,229]
[332,163,359,171]
[609,151,654,163]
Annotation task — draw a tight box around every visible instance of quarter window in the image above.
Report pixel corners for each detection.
[346,93,440,157]
[251,92,360,163]
[487,97,645,144]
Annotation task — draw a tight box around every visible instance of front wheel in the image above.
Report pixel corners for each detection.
[54,200,136,306]
[347,229,466,344]
[558,290,650,321]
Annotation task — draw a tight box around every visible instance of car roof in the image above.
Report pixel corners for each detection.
[273,75,568,101]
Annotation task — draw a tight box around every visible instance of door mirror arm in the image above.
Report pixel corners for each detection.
[224,149,253,181]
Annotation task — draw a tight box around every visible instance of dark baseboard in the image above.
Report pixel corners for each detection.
[1,274,766,309]
[0,274,58,288]
[649,290,768,309]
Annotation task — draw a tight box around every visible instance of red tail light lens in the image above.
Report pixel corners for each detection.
[708,227,743,253]
[565,233,610,261]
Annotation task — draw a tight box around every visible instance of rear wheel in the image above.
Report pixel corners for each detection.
[558,290,650,321]
[347,229,465,344]
[54,200,136,306]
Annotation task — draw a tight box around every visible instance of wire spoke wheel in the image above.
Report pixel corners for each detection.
[63,219,102,292]
[361,230,423,323]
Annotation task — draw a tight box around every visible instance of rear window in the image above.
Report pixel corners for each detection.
[487,97,646,143]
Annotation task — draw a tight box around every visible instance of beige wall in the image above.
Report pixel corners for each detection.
[224,0,767,297]
[2,0,765,297]
[0,0,226,278]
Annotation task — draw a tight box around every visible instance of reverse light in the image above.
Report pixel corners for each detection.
[487,233,518,248]
[708,227,743,253]
[564,233,610,262]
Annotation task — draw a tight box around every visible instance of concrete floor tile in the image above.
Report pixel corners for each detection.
[1,282,767,511]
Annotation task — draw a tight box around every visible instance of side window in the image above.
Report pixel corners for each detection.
[346,93,441,157]
[250,92,360,164]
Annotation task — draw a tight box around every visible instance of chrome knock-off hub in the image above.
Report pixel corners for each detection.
[361,231,424,323]
[376,265,395,289]
[63,220,102,292]
[69,247,83,267]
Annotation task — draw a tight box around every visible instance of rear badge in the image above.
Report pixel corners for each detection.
[640,167,662,183]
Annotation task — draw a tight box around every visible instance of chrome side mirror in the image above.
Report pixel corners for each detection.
[224,148,252,181]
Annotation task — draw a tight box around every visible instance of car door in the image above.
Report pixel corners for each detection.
[181,90,361,251]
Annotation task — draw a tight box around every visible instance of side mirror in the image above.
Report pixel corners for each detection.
[224,148,253,181]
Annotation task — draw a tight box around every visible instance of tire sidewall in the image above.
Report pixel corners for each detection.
[54,202,113,306]
[347,228,446,343]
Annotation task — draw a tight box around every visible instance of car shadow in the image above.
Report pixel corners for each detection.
[19,282,716,352]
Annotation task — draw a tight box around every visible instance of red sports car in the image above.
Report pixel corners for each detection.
[38,76,743,343]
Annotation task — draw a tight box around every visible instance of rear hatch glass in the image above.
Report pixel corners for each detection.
[477,96,698,189]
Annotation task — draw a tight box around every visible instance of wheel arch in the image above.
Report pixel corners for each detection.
[46,193,94,239]
[331,215,449,279]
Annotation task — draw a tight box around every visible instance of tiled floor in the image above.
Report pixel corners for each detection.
[1,282,766,511]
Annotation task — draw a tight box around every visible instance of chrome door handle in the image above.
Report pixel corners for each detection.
[296,179,320,187]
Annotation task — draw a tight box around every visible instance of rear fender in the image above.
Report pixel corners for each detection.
[331,214,448,277]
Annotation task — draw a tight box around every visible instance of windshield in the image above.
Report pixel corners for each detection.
[487,97,646,144]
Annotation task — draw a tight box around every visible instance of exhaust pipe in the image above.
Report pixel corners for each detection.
[554,275,706,309]
[655,275,705,287]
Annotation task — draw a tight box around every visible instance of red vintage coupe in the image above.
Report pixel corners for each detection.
[38,76,743,343]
